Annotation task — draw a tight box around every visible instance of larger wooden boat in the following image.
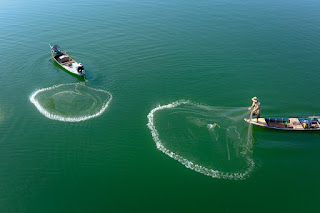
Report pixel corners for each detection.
[244,117,320,131]
[49,44,85,78]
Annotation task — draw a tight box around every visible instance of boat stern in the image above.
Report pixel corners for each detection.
[76,63,85,76]
[244,118,268,127]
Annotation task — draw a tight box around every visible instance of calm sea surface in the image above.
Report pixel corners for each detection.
[1,0,320,212]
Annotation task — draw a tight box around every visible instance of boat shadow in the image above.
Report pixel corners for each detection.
[50,59,86,81]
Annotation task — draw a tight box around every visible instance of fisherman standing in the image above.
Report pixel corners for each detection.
[248,97,261,123]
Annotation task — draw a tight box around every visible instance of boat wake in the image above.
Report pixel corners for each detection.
[147,100,255,180]
[30,83,112,122]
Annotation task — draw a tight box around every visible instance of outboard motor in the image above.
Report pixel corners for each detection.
[77,63,84,74]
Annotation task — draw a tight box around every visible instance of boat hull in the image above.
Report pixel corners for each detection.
[244,117,320,131]
[49,45,85,78]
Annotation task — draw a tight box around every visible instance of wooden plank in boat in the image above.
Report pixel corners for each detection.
[289,118,304,130]
[244,118,267,127]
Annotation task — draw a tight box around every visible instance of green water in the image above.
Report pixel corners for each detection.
[1,0,320,212]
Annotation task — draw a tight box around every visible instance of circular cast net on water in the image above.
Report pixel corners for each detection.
[147,100,255,180]
[30,83,112,122]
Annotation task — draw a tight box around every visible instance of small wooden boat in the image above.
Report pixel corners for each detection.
[244,117,320,131]
[49,44,85,78]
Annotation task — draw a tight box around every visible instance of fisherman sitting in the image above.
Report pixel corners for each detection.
[248,97,261,123]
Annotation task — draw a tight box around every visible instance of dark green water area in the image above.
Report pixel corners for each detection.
[1,0,320,212]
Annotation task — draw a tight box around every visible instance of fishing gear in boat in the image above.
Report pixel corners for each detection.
[49,44,86,79]
[244,117,320,131]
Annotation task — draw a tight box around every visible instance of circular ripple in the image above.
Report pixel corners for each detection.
[147,100,255,180]
[30,83,112,122]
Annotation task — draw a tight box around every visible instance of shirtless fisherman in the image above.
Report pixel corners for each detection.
[248,97,261,123]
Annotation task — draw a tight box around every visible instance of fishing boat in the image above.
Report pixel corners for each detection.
[49,44,85,78]
[244,117,320,131]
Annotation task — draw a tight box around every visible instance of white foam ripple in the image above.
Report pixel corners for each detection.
[147,100,255,180]
[30,83,112,122]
